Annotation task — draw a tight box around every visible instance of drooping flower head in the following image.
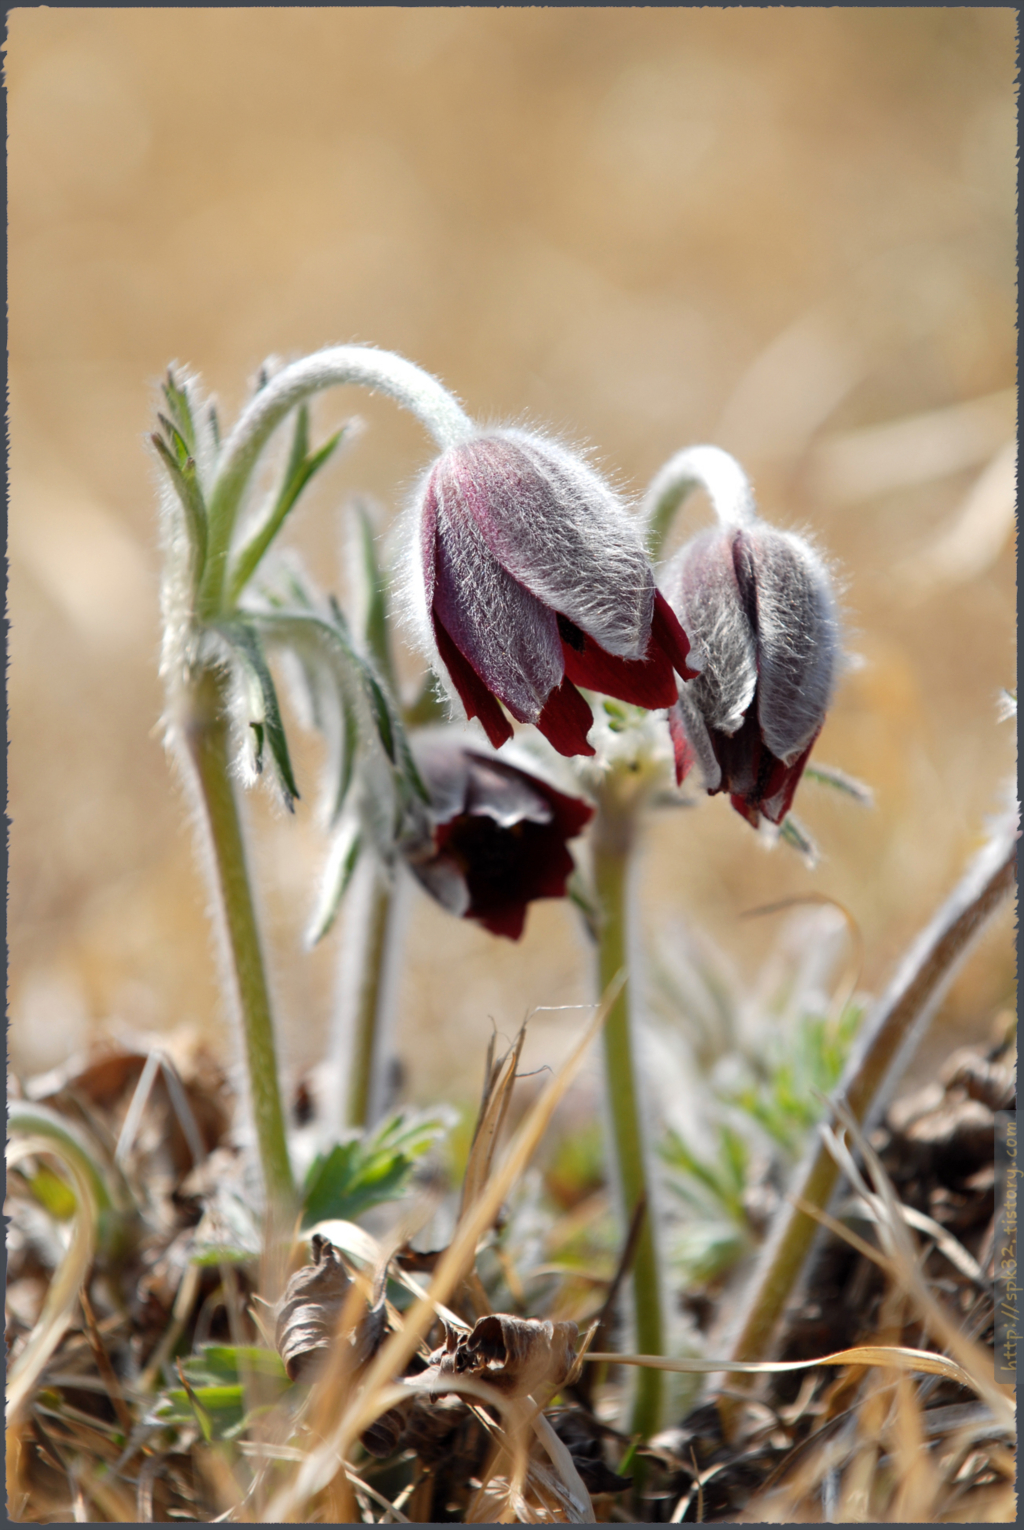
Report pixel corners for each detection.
[406,429,697,758]
[404,736,594,940]
[658,447,840,828]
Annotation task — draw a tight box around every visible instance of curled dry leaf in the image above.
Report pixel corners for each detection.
[275,1233,385,1383]
[429,1313,579,1399]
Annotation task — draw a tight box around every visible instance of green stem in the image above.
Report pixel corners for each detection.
[592,785,664,1443]
[180,665,295,1209]
[346,867,394,1129]
[200,346,473,618]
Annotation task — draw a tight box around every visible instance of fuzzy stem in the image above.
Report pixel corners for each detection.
[641,443,757,561]
[200,346,474,617]
[346,869,394,1129]
[720,804,1017,1381]
[180,664,295,1208]
[592,785,664,1443]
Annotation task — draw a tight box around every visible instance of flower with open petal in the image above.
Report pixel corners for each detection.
[408,429,697,758]
[404,738,593,939]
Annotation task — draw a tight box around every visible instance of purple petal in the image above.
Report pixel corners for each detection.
[436,431,656,659]
[663,528,757,736]
[433,492,564,724]
[746,527,839,763]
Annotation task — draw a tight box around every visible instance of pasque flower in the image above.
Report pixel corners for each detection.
[661,481,840,828]
[404,737,593,940]
[407,429,697,758]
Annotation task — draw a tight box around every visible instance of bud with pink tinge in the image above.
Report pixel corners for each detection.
[660,480,840,828]
[406,429,697,758]
[404,738,594,940]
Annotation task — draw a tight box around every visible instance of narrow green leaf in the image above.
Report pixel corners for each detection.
[27,1165,78,1220]
[174,1362,215,1442]
[803,763,874,807]
[332,692,359,825]
[226,407,346,605]
[216,622,300,810]
[353,501,396,689]
[152,432,208,577]
[162,372,197,457]
[184,1346,288,1385]
[249,720,265,774]
[366,673,396,761]
[779,813,819,867]
[306,819,362,946]
[402,673,449,729]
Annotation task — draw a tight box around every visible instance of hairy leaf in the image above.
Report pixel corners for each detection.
[215,621,300,809]
[306,817,362,946]
[227,405,347,604]
[301,1113,446,1229]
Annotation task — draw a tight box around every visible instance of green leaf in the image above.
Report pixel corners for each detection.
[215,621,300,810]
[252,607,429,830]
[183,1345,289,1387]
[307,819,362,946]
[301,1112,446,1230]
[803,762,874,807]
[401,672,449,729]
[779,813,819,867]
[27,1165,78,1220]
[162,371,197,457]
[155,1384,241,1440]
[152,431,208,578]
[332,692,359,824]
[227,405,346,605]
[353,501,396,689]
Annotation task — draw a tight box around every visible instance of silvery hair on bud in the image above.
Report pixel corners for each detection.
[664,521,841,766]
[393,425,656,715]
[742,523,840,764]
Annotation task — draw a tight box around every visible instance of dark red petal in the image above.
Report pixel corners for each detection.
[560,628,678,710]
[668,705,697,787]
[462,751,595,840]
[475,905,528,940]
[651,589,699,681]
[543,785,595,841]
[536,679,596,757]
[759,732,819,825]
[432,611,514,750]
[526,838,578,900]
[729,793,762,828]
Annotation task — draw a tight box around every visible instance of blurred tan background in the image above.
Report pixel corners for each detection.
[7,9,1016,1115]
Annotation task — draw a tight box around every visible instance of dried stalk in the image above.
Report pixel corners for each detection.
[720,800,1017,1376]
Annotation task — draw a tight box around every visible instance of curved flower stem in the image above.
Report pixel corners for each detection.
[199,345,474,617]
[719,802,1018,1394]
[592,779,664,1444]
[641,443,757,561]
[179,663,295,1210]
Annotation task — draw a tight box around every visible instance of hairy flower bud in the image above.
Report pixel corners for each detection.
[662,519,840,827]
[405,429,697,757]
[403,737,593,939]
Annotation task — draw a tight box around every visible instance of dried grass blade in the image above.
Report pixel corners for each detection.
[825,1099,1016,1428]
[531,1406,595,1523]
[265,974,622,1520]
[6,1136,99,1423]
[586,1345,978,1389]
[459,1024,527,1222]
[721,804,1017,1373]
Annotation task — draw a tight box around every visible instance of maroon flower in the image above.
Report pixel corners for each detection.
[662,519,839,828]
[405,738,594,940]
[409,430,697,759]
